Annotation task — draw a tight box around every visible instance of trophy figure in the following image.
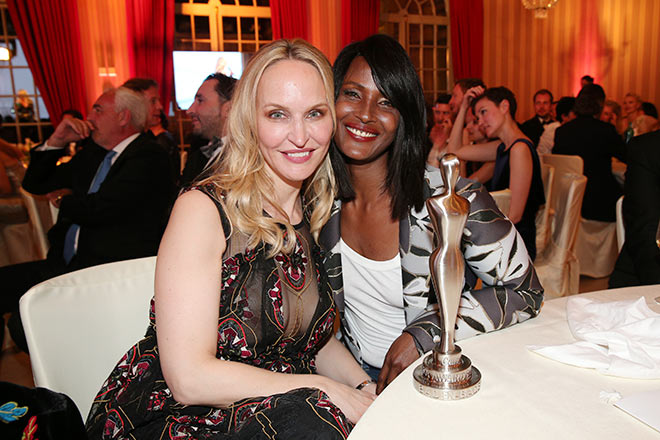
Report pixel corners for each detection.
[413,154,481,400]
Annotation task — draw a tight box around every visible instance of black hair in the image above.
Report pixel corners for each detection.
[574,83,605,116]
[61,109,84,120]
[581,75,594,83]
[435,93,452,105]
[205,72,237,102]
[122,77,158,93]
[455,78,485,93]
[533,89,553,103]
[158,109,169,130]
[641,101,658,119]
[472,86,518,119]
[331,33,426,220]
[555,96,576,123]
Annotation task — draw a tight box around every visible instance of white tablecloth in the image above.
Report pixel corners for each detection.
[349,285,660,439]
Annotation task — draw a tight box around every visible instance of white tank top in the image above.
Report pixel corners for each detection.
[340,238,406,368]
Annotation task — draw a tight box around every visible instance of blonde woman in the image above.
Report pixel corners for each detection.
[86,39,375,439]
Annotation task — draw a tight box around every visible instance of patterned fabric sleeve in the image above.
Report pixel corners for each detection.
[402,172,544,354]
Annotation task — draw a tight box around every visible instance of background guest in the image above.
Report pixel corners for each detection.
[180,72,236,186]
[521,88,554,147]
[600,99,622,133]
[151,109,180,185]
[122,78,180,183]
[448,86,545,259]
[426,93,452,168]
[0,86,175,351]
[538,96,576,154]
[554,84,625,222]
[609,129,660,288]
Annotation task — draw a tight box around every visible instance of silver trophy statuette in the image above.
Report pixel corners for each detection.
[413,154,481,400]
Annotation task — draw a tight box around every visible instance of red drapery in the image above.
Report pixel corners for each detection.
[125,0,175,113]
[449,0,484,80]
[341,0,380,47]
[270,0,309,40]
[7,0,88,125]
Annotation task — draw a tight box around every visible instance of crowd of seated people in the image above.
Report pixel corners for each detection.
[3,33,660,439]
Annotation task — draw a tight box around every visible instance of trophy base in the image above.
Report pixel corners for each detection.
[413,344,481,400]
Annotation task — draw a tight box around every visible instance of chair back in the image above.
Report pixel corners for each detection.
[551,172,587,252]
[616,195,625,251]
[541,153,584,176]
[535,163,555,254]
[19,188,54,260]
[535,172,587,298]
[490,189,511,217]
[20,256,156,418]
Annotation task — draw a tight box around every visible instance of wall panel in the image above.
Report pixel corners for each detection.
[482,0,660,122]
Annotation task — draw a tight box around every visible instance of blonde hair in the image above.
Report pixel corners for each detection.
[199,39,336,256]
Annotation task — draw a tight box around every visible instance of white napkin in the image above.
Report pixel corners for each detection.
[528,296,660,379]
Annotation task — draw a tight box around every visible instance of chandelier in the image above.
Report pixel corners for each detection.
[522,0,559,19]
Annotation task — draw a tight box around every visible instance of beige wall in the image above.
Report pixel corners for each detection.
[482,0,660,122]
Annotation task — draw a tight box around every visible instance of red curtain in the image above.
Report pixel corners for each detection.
[125,0,175,114]
[449,0,484,80]
[270,0,309,40]
[7,0,88,125]
[341,0,380,47]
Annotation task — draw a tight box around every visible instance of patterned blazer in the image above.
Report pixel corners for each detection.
[319,166,544,363]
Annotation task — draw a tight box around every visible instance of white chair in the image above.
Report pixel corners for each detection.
[20,256,156,418]
[535,172,587,299]
[616,195,625,251]
[541,153,584,176]
[20,188,54,260]
[490,189,511,217]
[535,163,555,256]
[575,217,618,278]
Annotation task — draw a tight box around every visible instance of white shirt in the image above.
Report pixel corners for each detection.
[537,121,560,155]
[340,239,406,368]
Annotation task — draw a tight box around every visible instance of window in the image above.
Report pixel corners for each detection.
[380,0,452,107]
[172,0,272,149]
[0,3,52,145]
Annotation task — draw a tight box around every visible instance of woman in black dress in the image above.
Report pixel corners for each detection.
[446,86,544,259]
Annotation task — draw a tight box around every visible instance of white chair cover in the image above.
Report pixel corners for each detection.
[490,189,511,217]
[575,218,618,278]
[541,153,584,175]
[535,163,555,256]
[616,196,625,251]
[19,256,156,418]
[20,188,55,260]
[535,172,587,299]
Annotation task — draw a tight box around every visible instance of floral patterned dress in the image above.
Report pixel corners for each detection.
[86,189,351,439]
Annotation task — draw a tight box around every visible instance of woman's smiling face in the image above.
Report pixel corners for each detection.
[334,56,400,164]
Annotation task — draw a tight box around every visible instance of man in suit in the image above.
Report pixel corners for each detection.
[553,84,625,221]
[0,86,175,350]
[180,72,236,186]
[609,129,660,287]
[521,89,554,146]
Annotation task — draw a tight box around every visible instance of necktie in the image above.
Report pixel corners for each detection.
[62,150,117,264]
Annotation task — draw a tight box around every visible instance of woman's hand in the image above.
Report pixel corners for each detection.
[317,376,376,425]
[462,86,485,110]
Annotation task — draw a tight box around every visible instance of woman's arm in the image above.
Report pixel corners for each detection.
[315,336,377,414]
[506,142,533,224]
[156,190,372,421]
[468,161,495,183]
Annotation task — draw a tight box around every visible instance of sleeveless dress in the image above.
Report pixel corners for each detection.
[85,188,351,439]
[489,138,545,260]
